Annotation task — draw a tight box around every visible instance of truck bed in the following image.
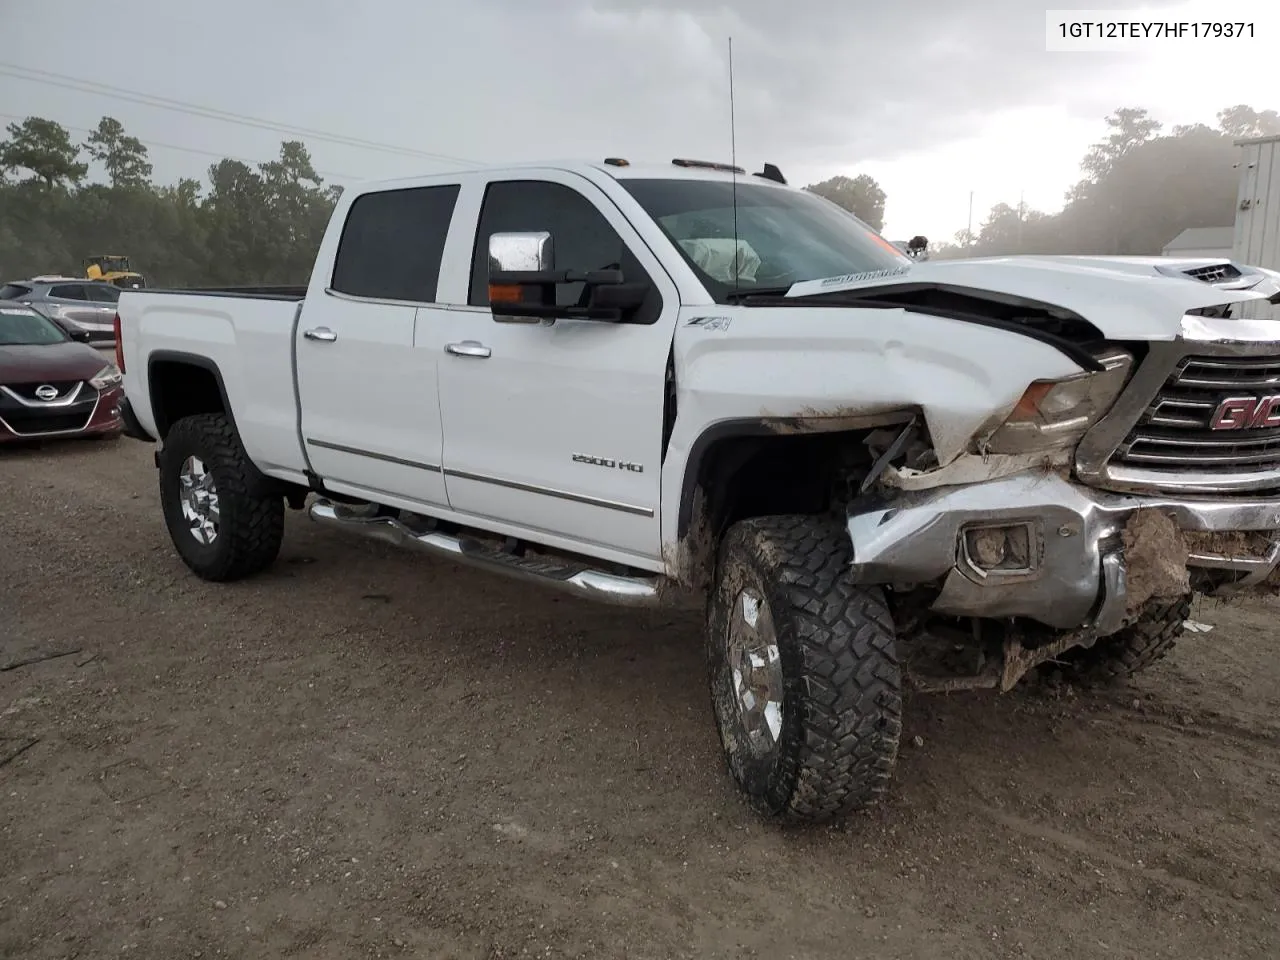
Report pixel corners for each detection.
[129,285,308,300]
[117,287,309,481]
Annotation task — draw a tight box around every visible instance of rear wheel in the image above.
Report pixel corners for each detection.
[707,515,902,823]
[159,413,284,581]
[1057,596,1191,686]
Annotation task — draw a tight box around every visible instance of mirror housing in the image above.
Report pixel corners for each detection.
[489,231,554,274]
[69,329,92,343]
[486,230,648,323]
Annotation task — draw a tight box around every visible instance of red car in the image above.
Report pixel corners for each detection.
[0,303,124,443]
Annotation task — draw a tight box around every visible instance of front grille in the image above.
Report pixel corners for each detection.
[1115,355,1280,479]
[1184,263,1242,284]
[1,409,94,435]
[5,380,82,401]
[0,385,97,436]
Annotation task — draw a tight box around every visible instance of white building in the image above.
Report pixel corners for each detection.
[1233,133,1280,272]
[1161,226,1234,259]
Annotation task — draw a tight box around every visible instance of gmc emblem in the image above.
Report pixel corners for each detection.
[1209,395,1280,430]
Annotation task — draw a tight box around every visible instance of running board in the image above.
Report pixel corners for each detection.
[307,498,663,607]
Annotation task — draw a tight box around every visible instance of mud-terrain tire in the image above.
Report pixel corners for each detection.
[707,515,902,823]
[159,413,284,582]
[1058,595,1191,686]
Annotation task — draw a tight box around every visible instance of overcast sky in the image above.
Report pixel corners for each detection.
[3,0,1275,241]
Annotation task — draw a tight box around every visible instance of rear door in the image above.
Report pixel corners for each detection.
[295,182,462,509]
[82,284,122,332]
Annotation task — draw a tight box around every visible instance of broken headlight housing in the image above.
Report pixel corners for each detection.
[983,349,1132,455]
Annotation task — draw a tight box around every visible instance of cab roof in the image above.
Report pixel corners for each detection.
[362,158,794,192]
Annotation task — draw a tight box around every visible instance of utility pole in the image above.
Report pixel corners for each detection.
[967,190,974,247]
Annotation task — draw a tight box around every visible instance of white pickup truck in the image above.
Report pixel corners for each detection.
[116,157,1280,824]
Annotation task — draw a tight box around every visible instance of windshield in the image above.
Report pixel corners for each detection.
[0,307,68,346]
[619,178,910,301]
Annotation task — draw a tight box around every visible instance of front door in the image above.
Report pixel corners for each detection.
[433,174,677,568]
[296,183,462,508]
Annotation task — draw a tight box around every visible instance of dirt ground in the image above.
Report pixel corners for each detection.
[2,436,1279,960]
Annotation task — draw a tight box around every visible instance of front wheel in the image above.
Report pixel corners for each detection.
[158,413,284,582]
[707,516,902,823]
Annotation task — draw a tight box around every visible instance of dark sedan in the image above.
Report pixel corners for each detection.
[0,304,124,444]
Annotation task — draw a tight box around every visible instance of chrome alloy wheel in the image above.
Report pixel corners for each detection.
[179,455,220,545]
[726,587,785,756]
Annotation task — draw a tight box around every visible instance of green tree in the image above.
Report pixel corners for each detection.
[84,116,153,188]
[0,117,88,188]
[256,141,333,282]
[804,174,887,231]
[957,103,1263,259]
[1080,107,1162,182]
[1216,105,1280,139]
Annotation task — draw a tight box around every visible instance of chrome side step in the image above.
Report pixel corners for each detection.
[307,498,664,607]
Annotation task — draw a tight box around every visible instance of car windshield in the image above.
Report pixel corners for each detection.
[0,307,67,345]
[619,178,910,302]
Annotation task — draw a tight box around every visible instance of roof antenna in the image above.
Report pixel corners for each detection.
[728,36,740,296]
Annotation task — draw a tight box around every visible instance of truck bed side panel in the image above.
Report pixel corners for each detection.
[119,292,307,477]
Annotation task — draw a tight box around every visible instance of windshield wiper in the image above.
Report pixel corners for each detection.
[724,285,792,302]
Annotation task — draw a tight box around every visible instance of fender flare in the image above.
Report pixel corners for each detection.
[146,349,236,440]
[146,350,287,498]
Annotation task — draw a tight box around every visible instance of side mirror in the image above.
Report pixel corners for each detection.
[69,330,91,343]
[488,232,555,325]
[486,230,648,323]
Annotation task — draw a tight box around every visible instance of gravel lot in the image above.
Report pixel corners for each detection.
[3,435,1279,959]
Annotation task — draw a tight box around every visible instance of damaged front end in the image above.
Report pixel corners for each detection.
[845,311,1280,690]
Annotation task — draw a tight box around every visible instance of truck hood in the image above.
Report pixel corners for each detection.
[785,256,1280,341]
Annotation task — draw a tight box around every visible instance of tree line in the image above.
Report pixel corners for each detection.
[0,116,337,287]
[0,105,1276,288]
[927,104,1280,259]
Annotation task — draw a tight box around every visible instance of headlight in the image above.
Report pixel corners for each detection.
[89,364,123,390]
[983,349,1132,455]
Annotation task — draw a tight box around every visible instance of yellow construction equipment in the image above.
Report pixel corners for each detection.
[84,255,147,289]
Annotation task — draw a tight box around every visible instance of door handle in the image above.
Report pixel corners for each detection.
[445,340,492,359]
[303,327,338,342]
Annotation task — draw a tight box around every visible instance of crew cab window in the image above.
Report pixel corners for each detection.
[468,180,660,324]
[50,284,89,301]
[85,284,121,303]
[330,184,461,302]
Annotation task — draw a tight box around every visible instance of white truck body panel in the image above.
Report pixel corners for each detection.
[122,293,306,480]
[295,292,451,511]
[789,255,1276,340]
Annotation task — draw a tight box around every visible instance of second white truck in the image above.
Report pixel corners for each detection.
[115,157,1280,823]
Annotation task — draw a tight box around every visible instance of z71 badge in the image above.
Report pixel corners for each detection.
[572,453,644,473]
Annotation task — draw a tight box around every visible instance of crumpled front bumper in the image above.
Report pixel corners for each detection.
[846,471,1280,635]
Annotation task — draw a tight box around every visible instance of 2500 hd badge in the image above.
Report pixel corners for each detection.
[572,452,644,473]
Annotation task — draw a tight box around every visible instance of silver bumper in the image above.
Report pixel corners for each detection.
[846,471,1280,634]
